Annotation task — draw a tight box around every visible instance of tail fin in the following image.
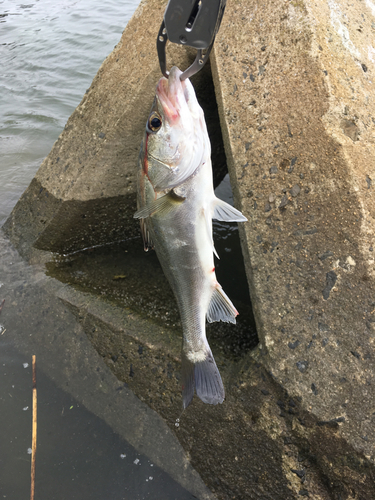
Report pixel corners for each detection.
[181,350,225,409]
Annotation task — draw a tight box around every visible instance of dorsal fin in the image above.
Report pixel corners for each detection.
[212,198,247,222]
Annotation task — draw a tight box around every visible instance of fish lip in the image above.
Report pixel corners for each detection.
[156,80,179,123]
[156,67,186,124]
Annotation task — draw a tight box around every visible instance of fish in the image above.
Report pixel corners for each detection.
[134,66,247,408]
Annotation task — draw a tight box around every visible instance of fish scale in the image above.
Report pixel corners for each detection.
[135,66,247,408]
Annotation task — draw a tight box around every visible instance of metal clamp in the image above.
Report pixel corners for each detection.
[157,0,226,80]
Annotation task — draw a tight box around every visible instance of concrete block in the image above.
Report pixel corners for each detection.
[210,0,375,486]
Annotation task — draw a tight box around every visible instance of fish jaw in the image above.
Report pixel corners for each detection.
[156,67,204,121]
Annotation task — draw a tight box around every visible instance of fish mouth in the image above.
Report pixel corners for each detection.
[156,67,187,124]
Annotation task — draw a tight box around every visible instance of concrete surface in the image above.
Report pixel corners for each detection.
[211,0,375,468]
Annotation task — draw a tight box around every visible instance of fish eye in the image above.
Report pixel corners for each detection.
[147,112,162,133]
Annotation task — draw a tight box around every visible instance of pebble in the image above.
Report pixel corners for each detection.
[288,340,300,350]
[322,270,337,300]
[296,361,308,373]
[318,251,333,261]
[269,165,278,174]
[291,469,305,479]
[318,322,329,332]
[289,157,298,173]
[290,184,300,197]
[279,195,288,208]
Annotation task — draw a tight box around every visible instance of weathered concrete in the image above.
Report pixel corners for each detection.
[56,279,375,500]
[210,0,375,492]
[2,0,375,498]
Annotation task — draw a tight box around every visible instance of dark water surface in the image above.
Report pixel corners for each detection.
[0,344,198,500]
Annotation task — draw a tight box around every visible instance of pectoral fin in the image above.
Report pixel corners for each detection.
[213,198,247,222]
[134,190,186,219]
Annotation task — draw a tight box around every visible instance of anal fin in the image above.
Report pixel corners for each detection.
[207,284,238,324]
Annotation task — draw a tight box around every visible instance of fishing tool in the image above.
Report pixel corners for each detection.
[157,0,226,80]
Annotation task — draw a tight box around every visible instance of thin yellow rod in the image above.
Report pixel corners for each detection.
[30,355,37,500]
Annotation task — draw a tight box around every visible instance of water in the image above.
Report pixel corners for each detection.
[0,345,198,499]
[0,0,139,225]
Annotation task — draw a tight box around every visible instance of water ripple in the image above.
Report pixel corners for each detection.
[0,0,139,225]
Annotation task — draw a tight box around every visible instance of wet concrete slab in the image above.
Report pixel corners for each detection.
[0,231,216,500]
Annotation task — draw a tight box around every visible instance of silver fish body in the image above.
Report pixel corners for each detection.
[135,67,247,408]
